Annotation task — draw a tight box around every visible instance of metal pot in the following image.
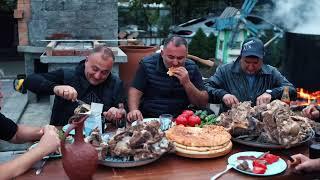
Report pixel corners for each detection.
[283,31,320,91]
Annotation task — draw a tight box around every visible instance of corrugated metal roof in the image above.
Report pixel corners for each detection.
[219,7,239,18]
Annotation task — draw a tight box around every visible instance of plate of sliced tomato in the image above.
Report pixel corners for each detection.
[228,151,287,176]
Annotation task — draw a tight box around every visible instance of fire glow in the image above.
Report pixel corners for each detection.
[295,88,320,106]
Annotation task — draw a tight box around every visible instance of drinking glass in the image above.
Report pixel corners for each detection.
[159,114,173,131]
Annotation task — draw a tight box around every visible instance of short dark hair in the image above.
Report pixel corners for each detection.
[163,36,188,49]
[91,45,115,61]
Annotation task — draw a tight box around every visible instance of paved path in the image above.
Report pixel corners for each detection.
[0,79,51,153]
[0,60,24,79]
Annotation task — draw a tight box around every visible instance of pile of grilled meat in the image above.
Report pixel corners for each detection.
[217,100,315,147]
[108,120,174,161]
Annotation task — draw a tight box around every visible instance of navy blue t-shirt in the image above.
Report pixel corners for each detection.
[131,53,205,117]
[132,57,205,92]
[0,112,18,141]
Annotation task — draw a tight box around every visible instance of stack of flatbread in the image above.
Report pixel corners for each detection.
[166,125,232,158]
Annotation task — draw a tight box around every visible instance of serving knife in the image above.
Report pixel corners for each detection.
[75,99,87,105]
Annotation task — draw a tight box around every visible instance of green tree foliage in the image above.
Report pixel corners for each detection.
[189,29,216,59]
[261,30,284,68]
[139,0,243,24]
[189,28,208,59]
[119,0,165,36]
[0,0,16,12]
[128,0,159,36]
[158,14,171,37]
[207,32,217,59]
[121,0,244,37]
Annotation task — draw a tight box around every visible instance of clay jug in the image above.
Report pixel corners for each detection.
[119,45,157,91]
[61,115,98,180]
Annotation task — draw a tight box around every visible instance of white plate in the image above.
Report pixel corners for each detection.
[29,143,62,159]
[62,124,85,135]
[131,118,173,131]
[98,156,160,168]
[228,151,287,176]
[131,118,159,126]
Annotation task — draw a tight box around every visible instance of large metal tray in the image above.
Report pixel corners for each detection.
[231,130,314,149]
[98,156,160,168]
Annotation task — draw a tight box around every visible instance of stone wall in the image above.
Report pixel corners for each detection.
[15,0,118,47]
[14,0,31,46]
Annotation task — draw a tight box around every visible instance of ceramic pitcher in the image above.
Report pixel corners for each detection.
[61,115,98,180]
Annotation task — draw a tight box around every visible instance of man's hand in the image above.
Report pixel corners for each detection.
[53,85,78,101]
[127,110,143,122]
[256,93,272,106]
[103,107,126,122]
[302,104,320,120]
[37,125,60,154]
[288,154,320,173]
[172,67,190,86]
[222,94,239,107]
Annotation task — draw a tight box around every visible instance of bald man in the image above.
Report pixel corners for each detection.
[24,46,126,127]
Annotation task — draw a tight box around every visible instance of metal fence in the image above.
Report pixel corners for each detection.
[139,37,165,46]
[139,36,192,46]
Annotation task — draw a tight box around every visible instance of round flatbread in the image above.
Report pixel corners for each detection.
[175,141,232,158]
[173,141,231,152]
[166,125,231,147]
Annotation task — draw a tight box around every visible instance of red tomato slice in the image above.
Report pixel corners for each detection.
[261,154,280,164]
[253,166,266,174]
[253,160,267,169]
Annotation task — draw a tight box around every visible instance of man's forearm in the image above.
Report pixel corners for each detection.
[204,75,228,104]
[0,144,48,179]
[128,88,143,111]
[10,125,42,143]
[24,70,64,95]
[183,81,208,107]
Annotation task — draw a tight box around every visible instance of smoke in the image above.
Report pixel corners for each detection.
[268,0,320,34]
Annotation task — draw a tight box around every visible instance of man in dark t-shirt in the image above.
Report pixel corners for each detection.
[0,112,17,141]
[127,36,208,121]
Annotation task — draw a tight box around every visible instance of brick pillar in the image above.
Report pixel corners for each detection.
[14,0,31,46]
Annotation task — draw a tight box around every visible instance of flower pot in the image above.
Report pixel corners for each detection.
[119,45,157,91]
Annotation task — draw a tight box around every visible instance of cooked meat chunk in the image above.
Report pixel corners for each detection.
[218,100,314,147]
[108,120,173,161]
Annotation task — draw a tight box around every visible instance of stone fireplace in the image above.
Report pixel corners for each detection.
[14,0,127,102]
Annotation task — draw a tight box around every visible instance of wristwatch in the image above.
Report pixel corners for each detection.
[265,89,272,94]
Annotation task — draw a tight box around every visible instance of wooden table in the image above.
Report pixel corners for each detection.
[17,143,320,180]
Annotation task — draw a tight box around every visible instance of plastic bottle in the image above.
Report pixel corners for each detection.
[281,86,290,104]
